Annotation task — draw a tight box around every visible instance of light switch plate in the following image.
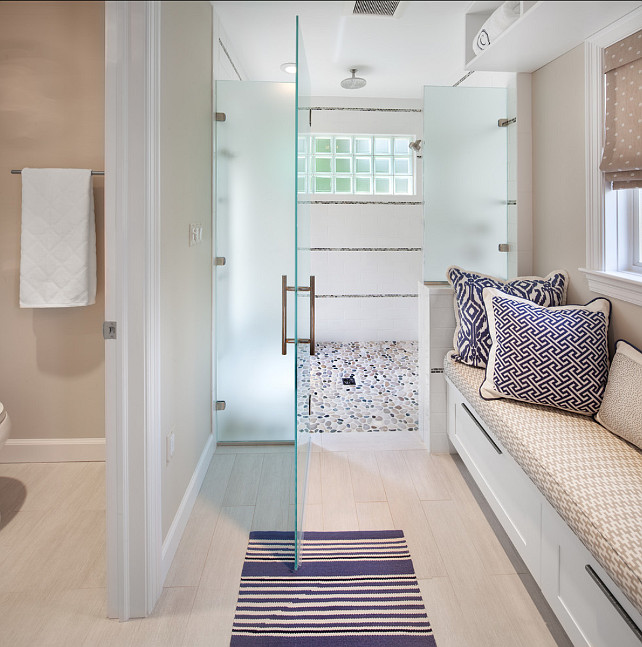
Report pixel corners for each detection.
[166,431,175,462]
[189,223,203,246]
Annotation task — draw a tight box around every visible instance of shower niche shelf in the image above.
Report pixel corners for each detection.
[464,1,640,73]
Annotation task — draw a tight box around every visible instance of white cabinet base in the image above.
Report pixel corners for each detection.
[446,379,642,647]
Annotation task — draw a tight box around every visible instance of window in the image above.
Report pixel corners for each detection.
[298,134,415,195]
[621,188,642,274]
[583,14,642,306]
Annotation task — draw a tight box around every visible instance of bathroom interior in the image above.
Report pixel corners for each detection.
[0,1,641,645]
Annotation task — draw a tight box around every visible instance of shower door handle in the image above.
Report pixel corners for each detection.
[282,275,291,355]
[309,276,316,356]
[281,275,316,356]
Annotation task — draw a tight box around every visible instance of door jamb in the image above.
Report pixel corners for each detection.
[105,0,163,620]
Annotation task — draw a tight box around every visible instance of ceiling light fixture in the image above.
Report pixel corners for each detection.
[340,68,366,90]
[280,62,297,74]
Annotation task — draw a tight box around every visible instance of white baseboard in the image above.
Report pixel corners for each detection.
[0,437,106,463]
[161,433,215,583]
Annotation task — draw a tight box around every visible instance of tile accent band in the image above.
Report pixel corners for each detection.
[307,106,422,113]
[317,293,418,298]
[311,247,422,252]
[299,200,423,205]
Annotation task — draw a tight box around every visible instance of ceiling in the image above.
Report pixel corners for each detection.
[212,1,512,99]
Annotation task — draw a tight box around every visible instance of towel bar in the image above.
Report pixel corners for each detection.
[11,169,104,176]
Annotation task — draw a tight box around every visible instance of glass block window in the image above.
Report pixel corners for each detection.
[297,134,415,195]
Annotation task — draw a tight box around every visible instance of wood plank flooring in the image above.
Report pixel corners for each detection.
[0,432,572,646]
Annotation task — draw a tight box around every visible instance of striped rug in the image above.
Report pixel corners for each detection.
[230,530,437,646]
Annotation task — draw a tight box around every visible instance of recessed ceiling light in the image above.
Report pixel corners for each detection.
[280,62,297,74]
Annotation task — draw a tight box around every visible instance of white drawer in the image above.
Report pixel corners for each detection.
[541,504,642,647]
[450,392,541,580]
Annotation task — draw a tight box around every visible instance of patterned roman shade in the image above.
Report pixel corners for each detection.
[600,30,642,190]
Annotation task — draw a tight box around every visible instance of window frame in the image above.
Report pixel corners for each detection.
[632,190,642,271]
[298,133,416,197]
[582,8,642,306]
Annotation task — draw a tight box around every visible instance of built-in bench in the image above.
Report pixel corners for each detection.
[444,353,642,647]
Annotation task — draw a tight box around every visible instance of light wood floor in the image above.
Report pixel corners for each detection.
[0,432,572,646]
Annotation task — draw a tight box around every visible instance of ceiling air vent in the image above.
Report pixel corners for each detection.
[352,1,401,17]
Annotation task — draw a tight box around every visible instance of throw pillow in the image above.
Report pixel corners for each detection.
[480,289,610,415]
[446,266,568,367]
[595,340,642,450]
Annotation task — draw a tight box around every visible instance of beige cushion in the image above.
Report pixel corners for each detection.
[445,353,642,617]
[596,340,642,450]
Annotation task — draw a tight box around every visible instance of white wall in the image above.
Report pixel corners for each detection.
[160,1,213,540]
[309,97,423,342]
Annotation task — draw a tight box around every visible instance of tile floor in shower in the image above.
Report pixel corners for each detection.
[309,341,418,433]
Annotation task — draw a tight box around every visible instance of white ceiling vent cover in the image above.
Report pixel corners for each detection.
[352,1,401,17]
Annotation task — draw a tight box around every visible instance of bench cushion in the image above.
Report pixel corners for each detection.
[445,353,642,616]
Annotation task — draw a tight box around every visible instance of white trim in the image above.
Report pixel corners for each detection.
[104,0,163,621]
[161,434,215,581]
[579,268,642,307]
[584,8,642,304]
[0,438,106,463]
[145,0,163,615]
[104,0,127,620]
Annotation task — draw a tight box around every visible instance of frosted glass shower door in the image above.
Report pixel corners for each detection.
[215,81,296,442]
[423,86,508,280]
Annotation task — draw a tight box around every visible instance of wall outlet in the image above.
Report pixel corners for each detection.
[189,223,203,246]
[166,431,175,463]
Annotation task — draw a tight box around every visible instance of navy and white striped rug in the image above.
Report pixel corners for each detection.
[230,530,437,646]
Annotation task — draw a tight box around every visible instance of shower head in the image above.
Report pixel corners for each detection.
[341,68,367,90]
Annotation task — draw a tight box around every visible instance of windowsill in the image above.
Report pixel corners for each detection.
[579,268,642,307]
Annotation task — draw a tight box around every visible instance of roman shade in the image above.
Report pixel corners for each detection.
[600,30,642,190]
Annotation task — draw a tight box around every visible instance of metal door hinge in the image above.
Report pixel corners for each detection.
[497,117,516,127]
[103,321,117,340]
[215,257,226,266]
[498,243,510,253]
[215,112,226,122]
[215,401,226,411]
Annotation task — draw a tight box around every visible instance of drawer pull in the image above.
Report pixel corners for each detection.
[461,403,502,455]
[585,565,642,642]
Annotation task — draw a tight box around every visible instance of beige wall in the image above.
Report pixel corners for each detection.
[0,1,105,441]
[532,44,642,350]
[160,1,213,539]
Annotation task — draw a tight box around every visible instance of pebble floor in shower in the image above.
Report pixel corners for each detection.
[309,341,419,433]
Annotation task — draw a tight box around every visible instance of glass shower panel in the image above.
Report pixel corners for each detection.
[423,86,508,280]
[294,15,312,569]
[215,81,296,442]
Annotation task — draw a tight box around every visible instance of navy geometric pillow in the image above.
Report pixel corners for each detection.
[480,289,611,415]
[446,266,568,368]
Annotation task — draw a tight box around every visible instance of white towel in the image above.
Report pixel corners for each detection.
[472,1,520,56]
[19,168,97,308]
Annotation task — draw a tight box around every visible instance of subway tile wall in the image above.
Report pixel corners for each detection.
[309,97,423,342]
[418,284,456,452]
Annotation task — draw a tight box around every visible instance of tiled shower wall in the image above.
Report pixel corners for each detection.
[309,97,423,342]
[418,284,456,452]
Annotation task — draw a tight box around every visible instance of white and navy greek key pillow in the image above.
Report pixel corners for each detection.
[480,289,610,415]
[446,266,568,368]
